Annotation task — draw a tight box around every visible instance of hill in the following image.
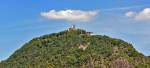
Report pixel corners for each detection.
[0,28,150,68]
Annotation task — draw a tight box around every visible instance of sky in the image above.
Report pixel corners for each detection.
[0,0,150,61]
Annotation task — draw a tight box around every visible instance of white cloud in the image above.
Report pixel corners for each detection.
[125,11,136,17]
[126,8,150,21]
[41,9,98,22]
[135,8,150,21]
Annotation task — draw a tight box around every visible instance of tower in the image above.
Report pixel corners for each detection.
[72,24,76,29]
[68,24,76,31]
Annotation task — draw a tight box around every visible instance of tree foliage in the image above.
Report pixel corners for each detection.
[0,29,150,68]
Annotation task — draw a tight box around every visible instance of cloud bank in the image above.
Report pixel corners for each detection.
[126,8,150,21]
[41,10,98,22]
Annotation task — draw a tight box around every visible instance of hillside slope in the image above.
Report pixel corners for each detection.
[0,28,150,68]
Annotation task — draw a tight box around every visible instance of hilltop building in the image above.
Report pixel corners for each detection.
[68,25,93,36]
[68,25,76,31]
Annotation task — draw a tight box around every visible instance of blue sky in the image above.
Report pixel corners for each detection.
[0,0,150,61]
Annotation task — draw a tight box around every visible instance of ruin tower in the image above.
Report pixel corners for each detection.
[68,24,76,31]
[72,24,76,29]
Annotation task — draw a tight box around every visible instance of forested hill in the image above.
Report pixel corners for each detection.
[0,28,150,68]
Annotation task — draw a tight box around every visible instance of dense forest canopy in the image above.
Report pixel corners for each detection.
[0,28,150,68]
